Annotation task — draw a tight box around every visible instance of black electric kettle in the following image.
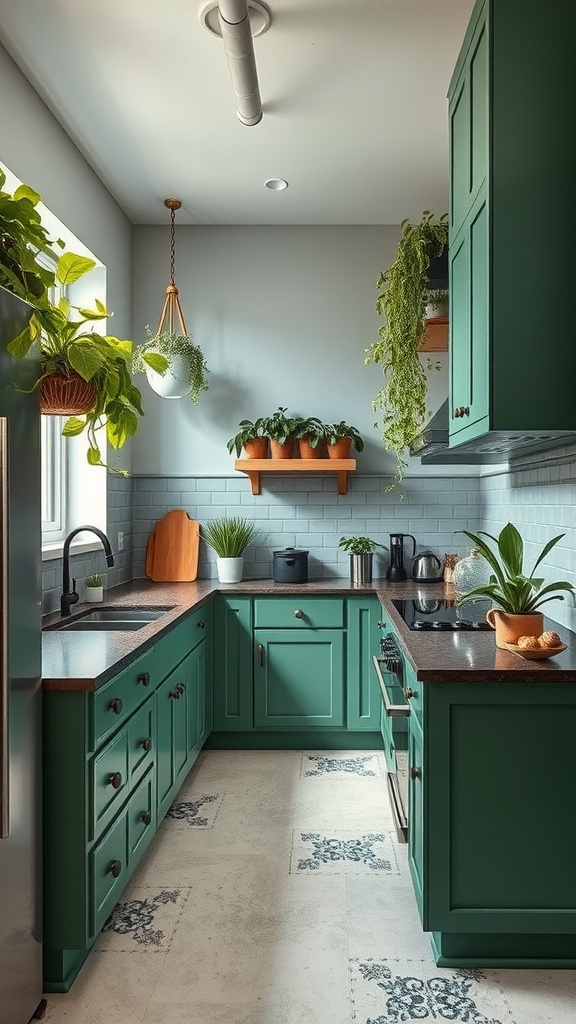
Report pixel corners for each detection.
[412,550,443,583]
[386,533,416,582]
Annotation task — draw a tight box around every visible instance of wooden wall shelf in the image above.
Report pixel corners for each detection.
[234,459,356,495]
[420,317,448,352]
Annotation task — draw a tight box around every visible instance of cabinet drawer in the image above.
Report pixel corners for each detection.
[92,647,156,749]
[128,767,156,863]
[128,697,155,782]
[90,810,128,937]
[91,727,129,841]
[254,598,344,629]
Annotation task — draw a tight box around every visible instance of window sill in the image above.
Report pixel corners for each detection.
[42,539,105,562]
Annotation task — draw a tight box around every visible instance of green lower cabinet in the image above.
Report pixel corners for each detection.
[419,680,576,967]
[407,713,425,923]
[346,596,382,730]
[157,655,191,820]
[254,629,344,728]
[212,595,252,731]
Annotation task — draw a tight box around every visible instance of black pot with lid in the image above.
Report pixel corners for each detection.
[273,547,309,583]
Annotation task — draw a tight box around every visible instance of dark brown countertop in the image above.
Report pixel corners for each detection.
[42,576,576,690]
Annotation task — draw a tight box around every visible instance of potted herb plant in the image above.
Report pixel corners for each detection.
[325,421,364,460]
[84,573,104,602]
[339,535,383,585]
[260,407,297,459]
[132,327,209,403]
[293,416,326,459]
[227,416,268,459]
[201,515,260,584]
[456,523,575,648]
[365,210,448,487]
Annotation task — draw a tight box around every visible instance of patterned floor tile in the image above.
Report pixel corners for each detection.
[301,752,384,778]
[494,969,576,1024]
[289,830,400,876]
[350,958,516,1024]
[165,793,223,827]
[95,887,189,952]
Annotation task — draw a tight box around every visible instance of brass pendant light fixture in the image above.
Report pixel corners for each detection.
[155,198,188,339]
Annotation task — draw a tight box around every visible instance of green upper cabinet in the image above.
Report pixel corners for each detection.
[448,0,576,447]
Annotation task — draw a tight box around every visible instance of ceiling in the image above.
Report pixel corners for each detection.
[0,0,474,226]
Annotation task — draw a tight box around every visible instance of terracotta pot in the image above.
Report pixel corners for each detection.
[39,372,97,415]
[326,438,351,459]
[485,609,544,649]
[298,437,323,459]
[269,438,293,459]
[243,437,268,459]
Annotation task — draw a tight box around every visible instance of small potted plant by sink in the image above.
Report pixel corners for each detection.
[84,574,104,602]
[338,536,383,585]
[201,516,260,584]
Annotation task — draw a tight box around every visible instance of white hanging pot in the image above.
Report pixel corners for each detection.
[145,354,190,399]
[216,556,244,584]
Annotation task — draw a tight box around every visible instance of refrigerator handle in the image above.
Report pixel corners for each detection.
[0,417,8,838]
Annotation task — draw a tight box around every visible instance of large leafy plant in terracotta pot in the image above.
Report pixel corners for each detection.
[456,523,575,648]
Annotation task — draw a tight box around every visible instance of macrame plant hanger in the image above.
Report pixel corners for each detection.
[156,198,188,339]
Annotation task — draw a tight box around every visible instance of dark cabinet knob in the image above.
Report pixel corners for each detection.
[294,609,303,619]
[109,698,122,714]
[177,682,185,694]
[140,737,152,752]
[108,771,123,789]
[169,688,180,700]
[197,621,205,629]
[109,859,122,878]
[377,621,387,629]
[138,671,150,687]
[410,766,422,780]
[404,687,418,700]
[141,811,152,826]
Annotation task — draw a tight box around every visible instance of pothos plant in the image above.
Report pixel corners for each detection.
[365,210,448,488]
[132,327,209,404]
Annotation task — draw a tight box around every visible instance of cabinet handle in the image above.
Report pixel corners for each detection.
[177,682,185,694]
[108,771,123,789]
[109,698,123,714]
[294,609,303,619]
[109,859,122,878]
[169,688,180,700]
[404,687,418,700]
[138,671,150,687]
[377,620,387,629]
[197,621,205,629]
[373,657,410,717]
[141,811,152,826]
[140,737,152,752]
[258,643,264,667]
[410,767,422,780]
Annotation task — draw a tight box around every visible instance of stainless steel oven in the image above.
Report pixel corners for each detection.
[373,632,411,843]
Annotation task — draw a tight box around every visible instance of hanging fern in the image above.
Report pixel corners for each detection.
[365,210,448,487]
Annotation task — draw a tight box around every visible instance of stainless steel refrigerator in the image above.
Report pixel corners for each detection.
[0,287,44,1022]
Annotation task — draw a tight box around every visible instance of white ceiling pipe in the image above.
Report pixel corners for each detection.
[218,0,262,126]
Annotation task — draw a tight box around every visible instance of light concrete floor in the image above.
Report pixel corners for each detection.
[44,749,576,1023]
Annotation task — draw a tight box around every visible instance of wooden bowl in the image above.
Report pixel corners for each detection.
[503,641,567,661]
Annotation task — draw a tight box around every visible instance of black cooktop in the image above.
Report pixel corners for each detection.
[391,598,492,632]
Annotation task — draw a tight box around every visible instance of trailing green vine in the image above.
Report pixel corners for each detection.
[365,210,448,488]
[132,327,209,404]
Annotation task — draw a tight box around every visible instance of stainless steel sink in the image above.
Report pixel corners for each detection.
[46,606,175,632]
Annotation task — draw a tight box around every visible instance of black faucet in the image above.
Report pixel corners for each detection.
[61,525,115,617]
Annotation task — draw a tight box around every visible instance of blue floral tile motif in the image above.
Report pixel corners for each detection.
[102,890,181,947]
[167,794,220,827]
[303,755,379,777]
[292,832,396,874]
[352,959,515,1024]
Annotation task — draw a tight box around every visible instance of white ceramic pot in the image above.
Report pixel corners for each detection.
[84,586,103,603]
[145,354,190,399]
[216,556,244,584]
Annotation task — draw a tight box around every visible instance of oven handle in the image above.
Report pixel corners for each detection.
[373,656,411,717]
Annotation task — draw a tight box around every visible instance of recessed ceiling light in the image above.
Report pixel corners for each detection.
[265,178,288,191]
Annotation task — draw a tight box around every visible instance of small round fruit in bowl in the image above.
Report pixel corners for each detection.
[507,631,567,660]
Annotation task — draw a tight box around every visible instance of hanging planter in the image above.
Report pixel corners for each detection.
[39,372,97,416]
[132,199,209,403]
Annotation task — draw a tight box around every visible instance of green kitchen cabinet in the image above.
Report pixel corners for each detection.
[407,710,425,922]
[346,596,382,730]
[448,0,576,449]
[253,628,344,728]
[212,595,253,731]
[156,654,192,820]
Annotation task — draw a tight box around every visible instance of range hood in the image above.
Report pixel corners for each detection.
[410,401,576,465]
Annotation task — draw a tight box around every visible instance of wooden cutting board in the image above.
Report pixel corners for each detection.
[145,510,200,582]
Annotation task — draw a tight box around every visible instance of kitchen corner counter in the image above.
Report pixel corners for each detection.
[42,576,576,688]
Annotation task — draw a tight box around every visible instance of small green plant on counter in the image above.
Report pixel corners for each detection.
[85,574,103,588]
[338,536,382,555]
[201,516,260,558]
[456,523,575,612]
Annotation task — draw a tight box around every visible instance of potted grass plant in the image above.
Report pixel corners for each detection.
[202,516,260,584]
[84,573,104,603]
[456,523,575,648]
